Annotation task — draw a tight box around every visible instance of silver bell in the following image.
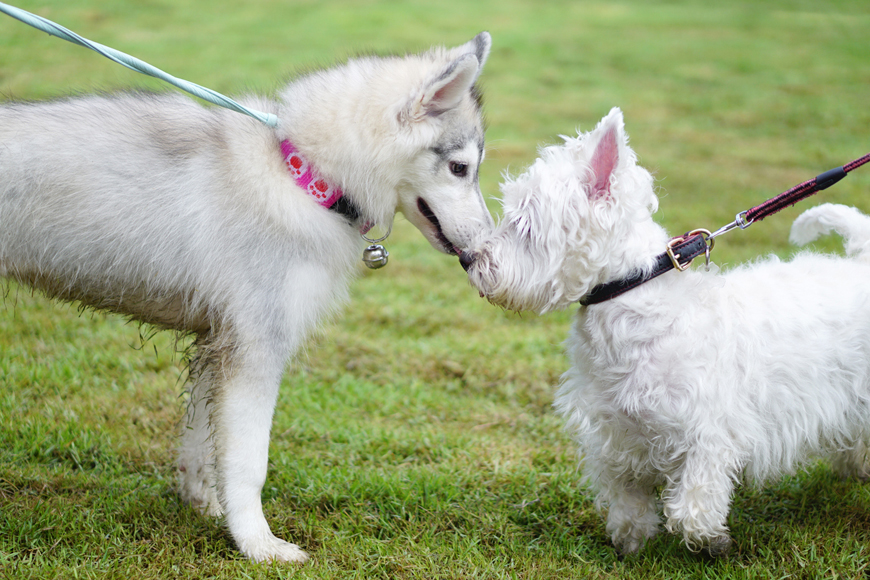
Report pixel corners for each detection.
[362,243,389,269]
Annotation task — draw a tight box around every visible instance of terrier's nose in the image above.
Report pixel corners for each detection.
[459,250,477,272]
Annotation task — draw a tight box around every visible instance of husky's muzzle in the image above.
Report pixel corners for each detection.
[418,198,460,255]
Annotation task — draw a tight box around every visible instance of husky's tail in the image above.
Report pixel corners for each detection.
[790,203,870,260]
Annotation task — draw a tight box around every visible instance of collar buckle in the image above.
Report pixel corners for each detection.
[666,229,713,272]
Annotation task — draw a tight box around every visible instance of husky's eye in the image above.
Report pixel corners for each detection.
[450,162,468,177]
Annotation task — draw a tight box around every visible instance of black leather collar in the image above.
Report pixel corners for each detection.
[579,233,709,306]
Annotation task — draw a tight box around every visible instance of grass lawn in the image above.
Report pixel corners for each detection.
[2,0,870,578]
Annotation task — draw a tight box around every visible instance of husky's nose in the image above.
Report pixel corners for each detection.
[459,250,477,272]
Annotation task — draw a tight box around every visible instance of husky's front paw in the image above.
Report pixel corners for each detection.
[240,533,310,563]
[177,462,222,517]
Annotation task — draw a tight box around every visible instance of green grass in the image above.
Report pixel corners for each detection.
[2,0,870,577]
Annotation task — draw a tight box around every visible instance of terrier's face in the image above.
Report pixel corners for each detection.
[461,108,660,313]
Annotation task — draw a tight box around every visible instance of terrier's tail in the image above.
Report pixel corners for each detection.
[790,203,870,259]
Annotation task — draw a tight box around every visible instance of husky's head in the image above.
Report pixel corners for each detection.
[460,108,668,313]
[390,32,494,255]
[279,33,494,255]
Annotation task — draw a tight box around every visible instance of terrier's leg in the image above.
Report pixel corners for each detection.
[831,439,870,481]
[662,446,737,556]
[595,467,661,555]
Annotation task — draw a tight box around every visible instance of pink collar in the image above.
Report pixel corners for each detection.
[280,140,371,233]
[280,140,344,208]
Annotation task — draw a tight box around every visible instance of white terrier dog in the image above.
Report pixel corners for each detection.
[1,33,493,562]
[461,107,870,555]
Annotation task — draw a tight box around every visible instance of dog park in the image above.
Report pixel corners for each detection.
[2,1,869,578]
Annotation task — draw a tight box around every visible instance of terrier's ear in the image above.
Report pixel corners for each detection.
[588,108,624,200]
[417,54,480,117]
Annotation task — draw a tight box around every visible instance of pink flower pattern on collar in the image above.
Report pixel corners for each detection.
[280,140,343,208]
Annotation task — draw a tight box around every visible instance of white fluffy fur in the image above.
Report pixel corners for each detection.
[0,33,494,563]
[463,107,870,555]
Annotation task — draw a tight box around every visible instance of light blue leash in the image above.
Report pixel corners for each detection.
[0,2,279,127]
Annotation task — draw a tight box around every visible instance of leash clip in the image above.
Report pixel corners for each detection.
[709,211,753,240]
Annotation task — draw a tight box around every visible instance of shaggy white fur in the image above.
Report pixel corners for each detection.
[462,107,870,555]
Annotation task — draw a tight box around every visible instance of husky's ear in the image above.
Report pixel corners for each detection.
[410,33,490,119]
[587,108,625,200]
[453,32,491,79]
[417,55,480,116]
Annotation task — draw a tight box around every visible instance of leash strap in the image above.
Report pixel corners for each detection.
[0,1,278,127]
[743,152,870,225]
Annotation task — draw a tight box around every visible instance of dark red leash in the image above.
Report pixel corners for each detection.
[743,152,870,225]
[580,152,870,306]
[711,152,870,238]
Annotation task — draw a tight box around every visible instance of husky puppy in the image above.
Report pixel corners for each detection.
[0,33,493,562]
[461,108,870,555]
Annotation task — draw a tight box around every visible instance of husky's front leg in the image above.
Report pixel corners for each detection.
[178,381,221,516]
[209,340,308,563]
[178,345,223,517]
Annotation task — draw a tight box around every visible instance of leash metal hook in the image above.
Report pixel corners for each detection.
[708,211,753,241]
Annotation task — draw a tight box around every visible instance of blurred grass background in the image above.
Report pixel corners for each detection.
[1,1,869,578]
